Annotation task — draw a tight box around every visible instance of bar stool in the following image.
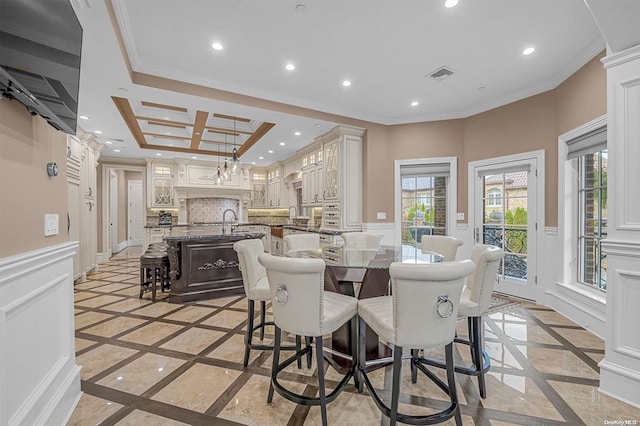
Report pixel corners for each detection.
[357,260,476,426]
[417,244,504,398]
[139,251,170,301]
[283,233,320,257]
[258,253,358,426]
[421,235,463,261]
[233,239,301,368]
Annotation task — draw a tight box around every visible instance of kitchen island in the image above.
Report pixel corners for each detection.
[164,226,264,303]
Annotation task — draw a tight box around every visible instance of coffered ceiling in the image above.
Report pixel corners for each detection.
[72,0,606,166]
[111,97,275,158]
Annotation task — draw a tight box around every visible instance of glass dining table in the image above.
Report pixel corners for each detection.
[290,245,442,373]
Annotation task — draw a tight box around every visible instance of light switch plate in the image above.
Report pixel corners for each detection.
[44,214,59,236]
[456,212,465,221]
[377,212,387,220]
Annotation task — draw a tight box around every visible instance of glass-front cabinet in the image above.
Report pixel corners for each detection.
[324,141,338,200]
[151,164,174,207]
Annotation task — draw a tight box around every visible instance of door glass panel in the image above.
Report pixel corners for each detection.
[482,171,528,282]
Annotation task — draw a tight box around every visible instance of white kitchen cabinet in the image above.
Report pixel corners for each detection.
[320,126,365,230]
[301,146,324,206]
[235,224,270,252]
[143,227,171,251]
[267,166,286,207]
[149,163,174,207]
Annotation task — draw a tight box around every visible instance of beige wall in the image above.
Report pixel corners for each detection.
[363,52,607,227]
[0,98,69,258]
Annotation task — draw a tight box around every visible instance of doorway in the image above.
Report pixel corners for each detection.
[470,151,543,301]
[128,180,143,246]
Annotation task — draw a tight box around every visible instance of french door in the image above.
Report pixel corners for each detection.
[471,153,541,301]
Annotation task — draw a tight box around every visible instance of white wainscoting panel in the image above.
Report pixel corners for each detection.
[0,242,81,426]
[362,223,396,246]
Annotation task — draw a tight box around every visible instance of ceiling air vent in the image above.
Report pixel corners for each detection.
[427,66,455,81]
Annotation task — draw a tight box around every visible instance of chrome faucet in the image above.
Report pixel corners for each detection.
[222,209,238,234]
[289,206,297,223]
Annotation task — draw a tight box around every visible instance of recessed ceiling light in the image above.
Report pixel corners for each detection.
[342,80,351,87]
[114,149,121,153]
[94,130,102,134]
[79,115,89,120]
[522,47,535,55]
[280,142,286,146]
[268,150,274,154]
[259,156,264,160]
[211,42,223,51]
[192,156,197,159]
[156,153,162,156]
[105,140,112,144]
[316,124,320,127]
[410,101,419,107]
[444,0,458,8]
[251,161,256,165]
[285,63,295,71]
[294,131,301,136]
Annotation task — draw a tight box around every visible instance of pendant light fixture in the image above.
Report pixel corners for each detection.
[231,116,240,175]
[215,144,222,185]
[223,133,231,180]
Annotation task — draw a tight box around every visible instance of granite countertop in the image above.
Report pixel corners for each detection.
[146,222,357,236]
[164,225,264,242]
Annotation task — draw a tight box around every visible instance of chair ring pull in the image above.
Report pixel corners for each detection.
[436,295,454,318]
[275,284,288,304]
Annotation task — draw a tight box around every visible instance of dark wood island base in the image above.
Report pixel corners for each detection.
[164,226,264,303]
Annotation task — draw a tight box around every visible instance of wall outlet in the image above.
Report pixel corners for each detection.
[44,214,59,236]
[456,212,465,221]
[377,212,387,220]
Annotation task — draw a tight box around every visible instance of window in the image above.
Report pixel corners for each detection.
[577,149,607,290]
[487,188,502,206]
[566,124,607,291]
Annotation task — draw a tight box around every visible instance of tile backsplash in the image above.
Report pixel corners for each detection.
[187,198,239,223]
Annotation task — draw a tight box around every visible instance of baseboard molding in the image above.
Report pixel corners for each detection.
[96,251,110,263]
[545,281,606,338]
[114,241,128,254]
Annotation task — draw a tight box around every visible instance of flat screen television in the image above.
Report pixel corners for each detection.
[0,0,83,135]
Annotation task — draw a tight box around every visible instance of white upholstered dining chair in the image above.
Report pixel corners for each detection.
[421,235,463,261]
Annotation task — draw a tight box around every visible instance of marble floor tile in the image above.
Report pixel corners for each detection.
[66,393,123,426]
[218,374,307,425]
[551,326,605,350]
[75,294,127,308]
[481,373,564,421]
[74,311,114,330]
[89,282,133,293]
[159,327,226,355]
[164,305,215,323]
[74,337,99,352]
[74,280,112,290]
[206,333,260,364]
[76,344,139,380]
[152,363,242,412]
[102,297,153,313]
[119,321,184,346]
[197,295,242,307]
[201,309,248,329]
[96,353,186,395]
[115,409,190,425]
[82,316,149,338]
[528,308,579,326]
[131,301,183,318]
[548,380,640,425]
[515,345,600,379]
[74,291,100,302]
[114,286,146,296]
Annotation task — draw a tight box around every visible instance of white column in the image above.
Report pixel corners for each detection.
[599,45,640,408]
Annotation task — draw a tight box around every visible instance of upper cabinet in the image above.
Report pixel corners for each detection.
[319,126,365,230]
[250,170,267,207]
[267,165,283,207]
[301,144,324,205]
[149,163,175,207]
